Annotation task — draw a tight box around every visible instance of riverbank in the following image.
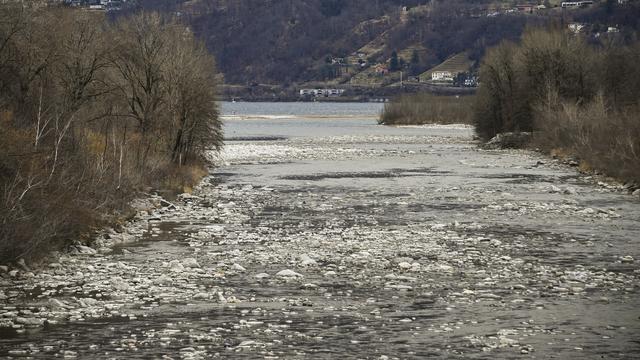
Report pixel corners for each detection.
[1,116,638,358]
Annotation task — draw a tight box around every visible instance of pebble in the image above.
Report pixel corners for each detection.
[232,263,247,272]
[276,269,303,278]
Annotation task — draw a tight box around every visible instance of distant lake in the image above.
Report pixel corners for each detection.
[220,101,384,120]
[219,101,470,140]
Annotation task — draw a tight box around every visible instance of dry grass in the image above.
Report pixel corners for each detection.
[379,93,474,125]
[534,96,640,183]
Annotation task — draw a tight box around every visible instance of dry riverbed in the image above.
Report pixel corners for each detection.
[1,119,639,359]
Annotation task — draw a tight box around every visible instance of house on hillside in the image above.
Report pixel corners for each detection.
[515,4,535,12]
[374,64,389,75]
[299,89,345,98]
[432,71,454,82]
[561,1,594,8]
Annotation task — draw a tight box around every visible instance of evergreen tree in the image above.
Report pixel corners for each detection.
[389,51,399,71]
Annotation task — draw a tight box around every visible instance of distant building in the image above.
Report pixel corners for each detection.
[374,64,389,75]
[299,89,345,97]
[432,71,454,82]
[515,4,535,12]
[561,1,594,8]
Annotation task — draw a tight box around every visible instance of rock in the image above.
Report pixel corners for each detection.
[78,298,99,307]
[633,189,640,197]
[563,187,577,195]
[169,260,185,272]
[154,274,173,285]
[15,317,43,326]
[193,293,210,300]
[276,269,303,278]
[255,273,270,279]
[299,254,317,266]
[549,185,562,193]
[323,271,337,277]
[398,262,412,270]
[49,299,70,310]
[621,256,634,263]
[231,263,246,272]
[74,245,97,255]
[484,132,532,149]
[111,277,131,291]
[0,265,8,273]
[182,258,200,268]
[16,258,30,271]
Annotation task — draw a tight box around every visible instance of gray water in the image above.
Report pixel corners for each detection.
[0,102,638,359]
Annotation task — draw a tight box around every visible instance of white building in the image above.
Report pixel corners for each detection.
[299,89,345,97]
[561,1,594,8]
[432,71,454,82]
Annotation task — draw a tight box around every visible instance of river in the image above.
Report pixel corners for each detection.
[0,102,639,358]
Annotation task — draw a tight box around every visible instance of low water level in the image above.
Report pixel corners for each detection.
[1,102,639,358]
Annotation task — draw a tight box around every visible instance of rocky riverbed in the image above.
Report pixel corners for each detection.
[1,117,639,359]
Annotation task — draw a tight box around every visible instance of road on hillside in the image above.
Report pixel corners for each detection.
[1,114,639,359]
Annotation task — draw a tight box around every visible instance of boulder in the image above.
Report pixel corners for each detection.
[484,132,532,149]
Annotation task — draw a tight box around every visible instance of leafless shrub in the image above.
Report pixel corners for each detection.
[379,93,474,125]
[0,6,222,262]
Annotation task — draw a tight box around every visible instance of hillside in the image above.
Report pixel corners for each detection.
[419,52,475,82]
[127,0,640,90]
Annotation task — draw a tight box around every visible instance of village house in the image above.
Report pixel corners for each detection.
[374,64,389,75]
[515,4,535,12]
[431,71,454,82]
[299,89,345,97]
[561,1,594,8]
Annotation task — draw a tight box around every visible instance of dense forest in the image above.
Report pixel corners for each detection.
[128,0,640,86]
[0,4,222,262]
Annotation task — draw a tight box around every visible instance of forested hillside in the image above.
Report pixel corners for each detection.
[130,0,640,87]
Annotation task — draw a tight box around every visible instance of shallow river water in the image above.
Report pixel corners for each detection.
[1,102,639,359]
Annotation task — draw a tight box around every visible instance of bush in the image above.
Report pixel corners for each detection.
[473,26,640,183]
[379,93,474,125]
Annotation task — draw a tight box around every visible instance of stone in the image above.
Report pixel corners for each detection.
[15,317,43,326]
[231,263,246,272]
[154,275,172,285]
[169,260,185,272]
[182,258,200,268]
[300,254,317,266]
[16,258,30,271]
[49,299,70,310]
[255,273,270,279]
[621,256,634,263]
[549,185,562,193]
[75,245,97,255]
[111,277,131,291]
[276,269,303,278]
[484,132,532,149]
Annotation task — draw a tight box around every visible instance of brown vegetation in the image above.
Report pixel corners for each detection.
[0,5,222,262]
[474,27,640,183]
[379,94,474,125]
